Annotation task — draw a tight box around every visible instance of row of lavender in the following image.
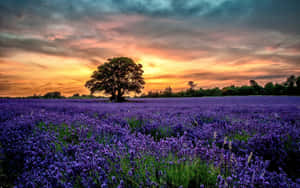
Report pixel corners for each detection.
[1,97,300,187]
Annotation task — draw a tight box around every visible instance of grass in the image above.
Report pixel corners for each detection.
[109,153,219,188]
[36,122,94,152]
[127,117,145,132]
[165,158,219,188]
[127,117,175,141]
[229,130,251,142]
[149,126,174,141]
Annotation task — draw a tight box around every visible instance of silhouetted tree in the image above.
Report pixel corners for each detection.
[249,80,262,95]
[187,81,197,96]
[264,82,274,95]
[188,81,197,90]
[85,57,145,102]
[44,91,63,98]
[222,85,238,96]
[163,86,172,97]
[140,75,300,98]
[145,91,160,98]
[273,83,285,95]
[206,87,222,96]
[296,76,300,95]
[296,76,300,88]
[250,80,258,87]
[285,75,296,88]
[285,75,297,95]
[238,86,253,95]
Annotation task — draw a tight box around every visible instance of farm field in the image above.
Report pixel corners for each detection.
[1,96,300,187]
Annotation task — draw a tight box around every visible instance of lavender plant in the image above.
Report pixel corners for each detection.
[0,96,299,187]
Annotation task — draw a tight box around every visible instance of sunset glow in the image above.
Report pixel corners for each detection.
[1,0,300,96]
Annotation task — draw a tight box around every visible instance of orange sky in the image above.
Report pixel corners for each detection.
[0,1,300,97]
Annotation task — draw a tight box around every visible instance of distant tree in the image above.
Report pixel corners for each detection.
[296,76,300,95]
[139,75,300,98]
[186,81,197,96]
[238,86,253,95]
[72,93,80,97]
[249,80,258,87]
[147,91,160,98]
[285,75,296,88]
[249,80,262,95]
[273,83,285,95]
[222,85,238,96]
[163,86,173,97]
[44,91,63,98]
[85,57,145,102]
[195,88,205,97]
[264,82,274,95]
[285,75,297,95]
[28,94,41,99]
[296,76,300,88]
[188,81,197,90]
[81,94,96,98]
[206,87,222,96]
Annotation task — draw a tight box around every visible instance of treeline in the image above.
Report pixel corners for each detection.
[23,92,103,99]
[141,75,300,98]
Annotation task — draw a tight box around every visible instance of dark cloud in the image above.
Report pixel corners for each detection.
[286,43,300,53]
[0,0,300,96]
[0,33,119,65]
[0,33,69,56]
[147,67,300,82]
[1,0,299,65]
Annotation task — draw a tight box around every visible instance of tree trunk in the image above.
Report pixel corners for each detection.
[110,91,116,102]
[116,89,125,102]
[110,90,125,102]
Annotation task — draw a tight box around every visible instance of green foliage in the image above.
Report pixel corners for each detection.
[36,122,93,152]
[127,117,145,132]
[165,159,219,188]
[231,131,251,142]
[228,130,251,143]
[108,154,218,187]
[111,154,219,188]
[149,126,174,141]
[118,155,163,187]
[264,82,274,95]
[127,118,175,141]
[95,134,115,145]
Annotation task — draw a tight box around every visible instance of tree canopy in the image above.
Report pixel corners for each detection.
[43,91,63,98]
[85,57,145,102]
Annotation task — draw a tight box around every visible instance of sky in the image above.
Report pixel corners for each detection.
[0,0,300,97]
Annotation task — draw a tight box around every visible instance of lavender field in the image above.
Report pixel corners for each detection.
[1,96,300,187]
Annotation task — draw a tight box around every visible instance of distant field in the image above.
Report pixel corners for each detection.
[1,96,300,187]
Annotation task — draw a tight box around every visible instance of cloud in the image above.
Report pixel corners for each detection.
[146,67,300,82]
[0,0,300,96]
[0,73,22,92]
[1,0,300,34]
[0,33,69,56]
